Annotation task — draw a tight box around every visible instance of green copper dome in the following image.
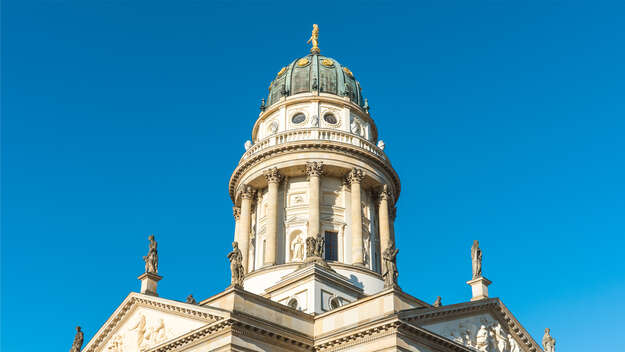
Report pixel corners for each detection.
[266,54,365,108]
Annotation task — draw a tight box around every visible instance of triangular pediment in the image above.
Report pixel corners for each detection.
[83,292,228,352]
[399,298,541,352]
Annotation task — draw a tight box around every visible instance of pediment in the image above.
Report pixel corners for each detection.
[83,292,228,352]
[400,298,542,352]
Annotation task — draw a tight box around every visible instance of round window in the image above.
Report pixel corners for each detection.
[323,113,337,124]
[330,297,341,310]
[287,298,298,309]
[291,113,306,124]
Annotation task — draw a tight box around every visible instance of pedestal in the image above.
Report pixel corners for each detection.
[466,276,492,301]
[138,272,162,296]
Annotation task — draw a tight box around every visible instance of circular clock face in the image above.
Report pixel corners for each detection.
[291,113,306,124]
[323,113,337,124]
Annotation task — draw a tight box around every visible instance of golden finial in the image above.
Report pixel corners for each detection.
[307,24,320,54]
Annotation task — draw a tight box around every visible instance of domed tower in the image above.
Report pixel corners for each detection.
[229,26,400,313]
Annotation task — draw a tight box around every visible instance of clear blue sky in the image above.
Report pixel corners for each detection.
[2,1,624,351]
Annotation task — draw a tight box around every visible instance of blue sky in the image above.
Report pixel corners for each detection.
[2,1,624,351]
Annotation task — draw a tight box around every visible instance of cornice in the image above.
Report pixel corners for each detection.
[229,141,401,204]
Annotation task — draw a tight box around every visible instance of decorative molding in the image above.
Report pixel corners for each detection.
[345,168,365,185]
[305,161,325,178]
[264,167,283,184]
[232,206,241,221]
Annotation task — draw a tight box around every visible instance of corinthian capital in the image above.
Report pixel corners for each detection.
[345,168,365,185]
[379,184,394,202]
[263,167,283,184]
[305,161,324,178]
[241,185,256,200]
[232,206,241,221]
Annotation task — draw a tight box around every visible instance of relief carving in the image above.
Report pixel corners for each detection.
[290,234,305,261]
[107,313,174,352]
[426,314,523,352]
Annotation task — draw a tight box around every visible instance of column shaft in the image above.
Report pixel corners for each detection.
[264,168,283,266]
[239,186,255,274]
[348,168,365,265]
[305,162,324,240]
[378,190,391,257]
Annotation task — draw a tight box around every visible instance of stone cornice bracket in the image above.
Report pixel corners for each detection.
[232,206,241,221]
[263,167,284,184]
[345,168,365,185]
[305,161,324,178]
[240,185,256,200]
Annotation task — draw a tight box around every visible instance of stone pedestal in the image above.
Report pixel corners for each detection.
[466,276,491,301]
[138,272,162,296]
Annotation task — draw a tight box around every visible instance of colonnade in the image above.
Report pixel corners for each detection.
[232,163,396,274]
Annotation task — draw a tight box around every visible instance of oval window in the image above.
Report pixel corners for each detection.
[288,298,298,309]
[323,113,337,124]
[291,113,306,124]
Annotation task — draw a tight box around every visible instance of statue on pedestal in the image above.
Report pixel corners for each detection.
[471,240,482,279]
[69,326,84,352]
[186,294,197,304]
[382,244,399,288]
[143,235,158,274]
[542,328,556,352]
[307,24,320,54]
[227,241,244,287]
[433,296,442,307]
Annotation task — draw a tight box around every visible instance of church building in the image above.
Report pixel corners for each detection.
[76,26,556,352]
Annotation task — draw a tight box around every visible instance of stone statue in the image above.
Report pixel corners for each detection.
[69,326,84,352]
[306,236,316,258]
[143,235,158,274]
[382,244,399,288]
[377,140,385,150]
[475,325,489,352]
[227,241,244,287]
[244,140,252,151]
[129,314,147,347]
[310,114,319,127]
[186,294,197,304]
[307,24,320,54]
[471,240,482,279]
[433,296,442,307]
[290,235,304,261]
[542,328,556,352]
[314,232,325,257]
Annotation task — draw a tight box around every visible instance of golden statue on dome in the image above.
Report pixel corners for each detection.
[307,24,320,54]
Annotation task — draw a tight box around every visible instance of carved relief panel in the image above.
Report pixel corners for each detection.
[423,313,523,352]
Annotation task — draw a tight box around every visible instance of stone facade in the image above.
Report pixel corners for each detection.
[81,34,550,352]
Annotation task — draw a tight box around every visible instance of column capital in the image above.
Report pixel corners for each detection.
[378,184,394,202]
[232,206,241,221]
[264,167,283,184]
[240,185,256,200]
[305,161,325,178]
[345,168,365,185]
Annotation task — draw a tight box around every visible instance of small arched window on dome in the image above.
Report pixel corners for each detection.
[291,113,306,125]
[287,298,299,310]
[323,113,337,125]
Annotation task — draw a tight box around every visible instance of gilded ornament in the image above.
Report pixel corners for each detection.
[307,24,320,54]
[297,58,310,67]
[321,59,333,67]
[277,66,287,76]
[342,66,354,77]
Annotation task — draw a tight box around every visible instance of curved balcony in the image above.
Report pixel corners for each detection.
[240,128,386,163]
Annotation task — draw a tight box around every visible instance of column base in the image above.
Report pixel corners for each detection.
[138,272,162,296]
[466,276,491,301]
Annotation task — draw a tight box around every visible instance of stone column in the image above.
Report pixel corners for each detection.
[305,162,324,239]
[232,206,241,243]
[390,206,397,245]
[378,184,392,257]
[239,185,256,274]
[347,168,365,266]
[263,168,283,266]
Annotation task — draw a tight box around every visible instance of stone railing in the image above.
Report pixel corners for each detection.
[240,128,386,162]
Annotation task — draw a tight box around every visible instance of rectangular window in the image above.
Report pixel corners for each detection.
[324,231,338,261]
